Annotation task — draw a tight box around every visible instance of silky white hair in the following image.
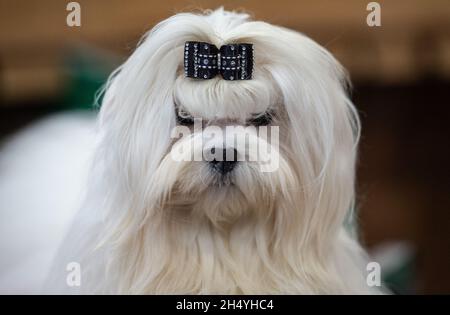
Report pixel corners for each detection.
[46,8,381,294]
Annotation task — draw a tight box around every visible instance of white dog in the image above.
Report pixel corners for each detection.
[19,8,381,294]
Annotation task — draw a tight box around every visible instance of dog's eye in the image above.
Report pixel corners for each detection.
[248,111,273,126]
[176,109,195,126]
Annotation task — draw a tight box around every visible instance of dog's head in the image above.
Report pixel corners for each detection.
[98,9,359,240]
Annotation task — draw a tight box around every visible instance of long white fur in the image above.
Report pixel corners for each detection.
[44,8,381,294]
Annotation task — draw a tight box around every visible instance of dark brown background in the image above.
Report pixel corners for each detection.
[1,0,449,294]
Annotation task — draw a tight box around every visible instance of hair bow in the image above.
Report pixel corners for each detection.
[184,41,253,80]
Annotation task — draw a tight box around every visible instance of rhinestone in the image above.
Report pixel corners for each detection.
[242,47,246,51]
[223,61,226,66]
[230,46,235,51]
[229,76,234,80]
[204,74,208,79]
[204,44,208,49]
[230,61,236,66]
[204,59,209,65]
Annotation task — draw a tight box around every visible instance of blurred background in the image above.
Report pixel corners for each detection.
[0,0,449,294]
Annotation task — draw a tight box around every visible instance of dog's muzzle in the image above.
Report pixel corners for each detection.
[208,147,238,175]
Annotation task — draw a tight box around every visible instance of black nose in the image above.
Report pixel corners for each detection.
[209,148,238,175]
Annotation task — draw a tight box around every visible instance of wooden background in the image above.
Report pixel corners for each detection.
[0,0,449,293]
[1,0,450,103]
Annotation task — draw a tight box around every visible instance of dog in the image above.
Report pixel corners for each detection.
[42,8,382,294]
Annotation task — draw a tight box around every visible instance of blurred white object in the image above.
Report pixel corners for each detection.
[370,241,415,293]
[0,111,96,294]
[370,241,414,274]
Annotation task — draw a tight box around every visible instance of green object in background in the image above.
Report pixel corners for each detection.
[383,251,416,294]
[62,45,120,110]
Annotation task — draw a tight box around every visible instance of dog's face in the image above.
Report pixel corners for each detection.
[162,75,293,223]
[99,9,359,237]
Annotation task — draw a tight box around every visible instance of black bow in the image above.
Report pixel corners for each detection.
[184,41,253,80]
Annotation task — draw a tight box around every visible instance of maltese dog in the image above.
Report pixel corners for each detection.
[36,8,380,294]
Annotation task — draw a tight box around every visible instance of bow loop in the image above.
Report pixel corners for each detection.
[184,41,253,80]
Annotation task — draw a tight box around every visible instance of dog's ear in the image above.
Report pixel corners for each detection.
[96,22,190,193]
[262,27,360,248]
